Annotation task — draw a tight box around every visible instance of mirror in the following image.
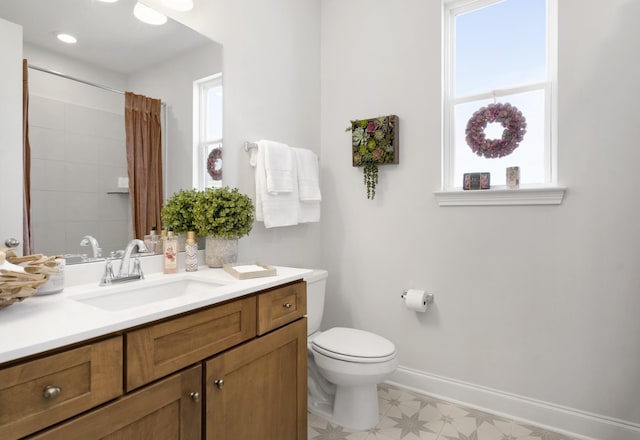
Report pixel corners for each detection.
[0,0,222,263]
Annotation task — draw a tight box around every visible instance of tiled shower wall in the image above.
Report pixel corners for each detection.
[29,95,132,258]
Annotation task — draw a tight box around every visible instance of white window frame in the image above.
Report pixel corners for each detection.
[193,73,223,190]
[437,0,565,206]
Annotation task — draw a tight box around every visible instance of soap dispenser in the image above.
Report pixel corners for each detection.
[163,228,178,274]
[184,231,198,272]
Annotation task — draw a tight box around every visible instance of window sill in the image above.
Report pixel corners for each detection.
[434,186,566,206]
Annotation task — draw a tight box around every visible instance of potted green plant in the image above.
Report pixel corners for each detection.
[161,188,199,252]
[192,187,254,267]
[161,188,199,233]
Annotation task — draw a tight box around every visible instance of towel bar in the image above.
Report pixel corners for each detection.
[244,141,258,151]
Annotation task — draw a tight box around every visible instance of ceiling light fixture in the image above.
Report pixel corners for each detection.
[97,0,119,3]
[133,2,168,25]
[161,0,194,11]
[56,33,77,44]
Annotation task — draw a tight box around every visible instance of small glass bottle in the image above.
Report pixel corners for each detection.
[144,226,158,254]
[184,231,198,272]
[163,228,178,274]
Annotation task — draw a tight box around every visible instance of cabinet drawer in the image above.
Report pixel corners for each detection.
[0,336,123,440]
[126,296,256,391]
[28,365,202,440]
[257,281,306,335]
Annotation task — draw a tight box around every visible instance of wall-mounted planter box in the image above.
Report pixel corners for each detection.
[349,114,399,199]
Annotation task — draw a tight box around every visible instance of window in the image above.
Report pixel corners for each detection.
[442,0,558,195]
[193,73,223,190]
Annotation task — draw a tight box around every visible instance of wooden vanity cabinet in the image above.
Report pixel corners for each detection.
[126,295,256,391]
[205,318,307,440]
[3,279,307,440]
[257,279,306,335]
[0,337,122,440]
[28,365,202,440]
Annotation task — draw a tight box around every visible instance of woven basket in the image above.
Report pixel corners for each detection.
[0,253,58,310]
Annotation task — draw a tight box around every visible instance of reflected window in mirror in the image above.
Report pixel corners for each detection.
[194,73,223,190]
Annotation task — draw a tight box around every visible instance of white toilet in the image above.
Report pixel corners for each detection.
[304,269,398,431]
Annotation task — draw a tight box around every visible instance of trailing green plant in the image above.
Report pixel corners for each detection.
[192,187,254,239]
[161,188,199,233]
[363,163,379,200]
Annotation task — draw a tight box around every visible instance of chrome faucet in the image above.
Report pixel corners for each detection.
[118,239,147,278]
[80,235,102,259]
[100,239,148,286]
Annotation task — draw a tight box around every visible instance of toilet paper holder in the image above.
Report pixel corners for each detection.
[401,291,434,304]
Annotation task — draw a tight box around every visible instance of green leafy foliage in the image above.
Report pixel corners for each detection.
[161,188,199,233]
[192,187,254,239]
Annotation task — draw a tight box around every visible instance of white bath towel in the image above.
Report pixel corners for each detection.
[261,140,294,194]
[293,148,321,201]
[253,141,299,228]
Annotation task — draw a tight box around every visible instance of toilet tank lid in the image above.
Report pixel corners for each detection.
[302,269,328,283]
[312,327,396,360]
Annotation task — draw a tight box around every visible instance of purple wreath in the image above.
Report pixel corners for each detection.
[465,103,527,159]
[207,147,223,180]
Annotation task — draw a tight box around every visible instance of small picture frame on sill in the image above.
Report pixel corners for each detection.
[463,172,490,190]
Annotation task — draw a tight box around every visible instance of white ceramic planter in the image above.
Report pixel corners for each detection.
[205,237,238,268]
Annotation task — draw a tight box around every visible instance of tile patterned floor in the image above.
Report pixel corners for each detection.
[308,384,578,440]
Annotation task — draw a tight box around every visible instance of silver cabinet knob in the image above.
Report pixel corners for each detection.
[283,303,292,309]
[214,379,224,390]
[189,391,200,403]
[43,385,62,399]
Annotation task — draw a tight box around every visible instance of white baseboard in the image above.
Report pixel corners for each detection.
[387,366,640,440]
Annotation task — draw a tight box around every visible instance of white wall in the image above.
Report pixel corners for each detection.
[144,0,322,268]
[320,0,640,438]
[0,18,22,254]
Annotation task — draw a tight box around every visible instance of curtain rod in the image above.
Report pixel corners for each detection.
[28,64,125,95]
[27,64,166,106]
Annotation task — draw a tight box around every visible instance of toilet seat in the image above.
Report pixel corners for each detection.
[311,327,396,363]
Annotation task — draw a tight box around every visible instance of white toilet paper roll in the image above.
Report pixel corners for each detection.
[404,289,428,312]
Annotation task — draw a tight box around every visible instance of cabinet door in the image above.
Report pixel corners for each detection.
[29,365,202,440]
[0,337,122,440]
[126,296,256,391]
[206,318,307,440]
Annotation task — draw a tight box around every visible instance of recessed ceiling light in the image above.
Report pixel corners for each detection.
[161,0,193,11]
[133,2,168,25]
[97,0,119,3]
[57,33,77,44]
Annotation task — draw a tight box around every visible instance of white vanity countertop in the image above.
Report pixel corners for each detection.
[0,266,312,365]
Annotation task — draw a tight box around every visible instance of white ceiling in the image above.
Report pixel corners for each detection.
[0,0,213,74]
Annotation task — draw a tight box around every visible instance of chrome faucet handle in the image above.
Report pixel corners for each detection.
[131,255,144,279]
[100,259,115,286]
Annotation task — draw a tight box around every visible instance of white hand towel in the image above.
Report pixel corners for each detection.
[260,140,294,194]
[298,200,321,223]
[293,148,321,201]
[252,141,299,228]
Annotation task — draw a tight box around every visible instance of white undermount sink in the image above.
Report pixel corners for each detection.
[71,279,227,311]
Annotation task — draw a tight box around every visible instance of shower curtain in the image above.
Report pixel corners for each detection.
[22,59,33,255]
[124,92,163,241]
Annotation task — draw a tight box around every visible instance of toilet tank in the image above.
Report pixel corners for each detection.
[303,269,328,335]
